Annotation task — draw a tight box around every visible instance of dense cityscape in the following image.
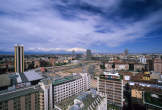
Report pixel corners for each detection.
[0,45,162,110]
[1,0,162,110]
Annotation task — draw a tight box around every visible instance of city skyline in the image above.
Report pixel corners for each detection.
[0,0,162,53]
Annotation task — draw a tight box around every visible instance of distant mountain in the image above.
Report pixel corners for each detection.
[0,51,14,55]
[0,51,83,55]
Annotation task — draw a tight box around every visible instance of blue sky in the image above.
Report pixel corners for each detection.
[0,0,162,53]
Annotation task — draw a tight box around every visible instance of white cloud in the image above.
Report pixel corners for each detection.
[28,47,86,52]
[0,0,161,52]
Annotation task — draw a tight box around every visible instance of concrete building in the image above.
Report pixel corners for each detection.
[0,79,53,110]
[105,62,144,72]
[14,44,24,73]
[105,63,129,71]
[97,72,123,107]
[52,73,90,104]
[154,58,162,73]
[39,79,53,110]
[0,86,44,110]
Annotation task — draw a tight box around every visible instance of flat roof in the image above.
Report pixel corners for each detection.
[0,86,42,102]
[53,75,81,86]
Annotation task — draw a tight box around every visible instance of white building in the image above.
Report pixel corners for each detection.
[39,79,53,110]
[53,73,90,104]
[139,56,147,64]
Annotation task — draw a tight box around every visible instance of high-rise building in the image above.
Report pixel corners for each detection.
[14,44,24,73]
[97,72,123,108]
[52,73,90,104]
[86,49,92,60]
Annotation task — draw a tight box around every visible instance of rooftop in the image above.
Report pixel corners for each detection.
[75,91,103,110]
[55,95,77,110]
[0,86,42,102]
[144,92,162,108]
[100,71,122,80]
[24,70,43,81]
[53,74,82,86]
[103,71,120,76]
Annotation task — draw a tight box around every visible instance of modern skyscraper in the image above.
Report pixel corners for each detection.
[14,44,24,73]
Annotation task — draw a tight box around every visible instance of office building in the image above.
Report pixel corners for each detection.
[14,44,24,73]
[97,72,123,107]
[86,49,92,60]
[53,73,90,104]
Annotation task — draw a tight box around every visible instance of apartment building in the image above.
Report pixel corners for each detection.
[97,72,123,107]
[105,62,144,71]
[52,73,90,104]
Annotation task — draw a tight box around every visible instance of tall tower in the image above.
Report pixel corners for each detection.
[14,44,24,73]
[86,49,92,60]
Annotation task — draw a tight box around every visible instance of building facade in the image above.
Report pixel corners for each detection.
[105,62,144,72]
[14,44,24,73]
[154,58,162,73]
[53,73,90,104]
[0,79,53,110]
[0,86,44,110]
[97,72,123,107]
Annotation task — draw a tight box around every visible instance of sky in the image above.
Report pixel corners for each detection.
[0,0,162,53]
